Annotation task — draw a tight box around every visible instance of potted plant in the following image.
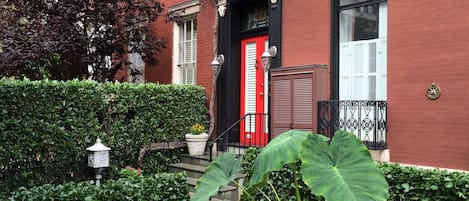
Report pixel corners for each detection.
[185,123,209,156]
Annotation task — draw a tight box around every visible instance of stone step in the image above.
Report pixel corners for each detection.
[170,152,248,201]
[168,162,206,179]
[189,192,232,201]
[186,177,238,200]
[181,154,212,166]
[168,162,246,185]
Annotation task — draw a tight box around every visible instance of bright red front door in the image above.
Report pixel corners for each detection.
[240,35,269,146]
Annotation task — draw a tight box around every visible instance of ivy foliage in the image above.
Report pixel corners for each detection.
[0,79,208,196]
[9,172,189,201]
[242,148,469,201]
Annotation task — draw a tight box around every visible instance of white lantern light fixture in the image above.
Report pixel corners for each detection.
[211,54,224,77]
[87,138,111,186]
[261,46,277,71]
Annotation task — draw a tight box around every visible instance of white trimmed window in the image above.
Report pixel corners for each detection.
[339,2,387,100]
[177,18,197,84]
[170,1,200,84]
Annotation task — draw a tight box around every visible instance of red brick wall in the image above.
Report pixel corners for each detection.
[195,0,216,99]
[282,1,331,67]
[387,0,469,170]
[146,0,215,98]
[145,0,185,84]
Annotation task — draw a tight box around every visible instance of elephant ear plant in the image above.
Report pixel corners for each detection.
[191,130,389,201]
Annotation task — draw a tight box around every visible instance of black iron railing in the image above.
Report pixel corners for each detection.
[209,113,269,160]
[317,100,387,150]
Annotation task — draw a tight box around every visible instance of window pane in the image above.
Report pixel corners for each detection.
[354,43,364,73]
[186,21,192,41]
[369,42,376,73]
[178,18,197,84]
[340,0,369,6]
[339,4,379,42]
[178,42,184,63]
[192,40,197,61]
[185,41,192,61]
[369,75,376,100]
[193,19,197,39]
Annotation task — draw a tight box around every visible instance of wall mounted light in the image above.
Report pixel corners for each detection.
[261,46,277,70]
[211,54,224,77]
[270,0,278,4]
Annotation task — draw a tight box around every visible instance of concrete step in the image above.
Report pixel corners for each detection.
[168,162,246,185]
[181,154,212,166]
[168,162,206,179]
[169,153,247,201]
[186,177,237,192]
[189,192,232,201]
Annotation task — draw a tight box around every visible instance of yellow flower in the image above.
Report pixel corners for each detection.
[190,123,205,135]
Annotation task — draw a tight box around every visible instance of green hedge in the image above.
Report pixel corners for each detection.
[241,148,469,201]
[380,162,469,201]
[9,172,189,201]
[0,79,208,196]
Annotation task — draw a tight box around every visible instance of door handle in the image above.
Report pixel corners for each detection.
[259,92,264,96]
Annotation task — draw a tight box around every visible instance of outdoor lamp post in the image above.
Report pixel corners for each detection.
[208,54,224,158]
[86,138,111,186]
[261,46,277,70]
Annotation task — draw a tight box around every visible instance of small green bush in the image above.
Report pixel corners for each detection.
[9,172,189,201]
[381,162,468,201]
[240,148,322,201]
[241,148,469,201]
[0,79,208,196]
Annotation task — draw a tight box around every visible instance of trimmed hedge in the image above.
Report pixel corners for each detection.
[0,79,208,196]
[9,172,189,201]
[241,148,469,201]
[380,162,469,201]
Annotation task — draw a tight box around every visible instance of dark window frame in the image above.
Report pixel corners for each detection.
[330,0,387,100]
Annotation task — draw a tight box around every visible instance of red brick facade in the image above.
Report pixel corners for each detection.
[194,1,216,99]
[145,0,215,98]
[146,0,469,170]
[387,0,469,170]
[282,1,331,67]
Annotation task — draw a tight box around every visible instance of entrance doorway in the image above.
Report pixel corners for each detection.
[240,35,269,146]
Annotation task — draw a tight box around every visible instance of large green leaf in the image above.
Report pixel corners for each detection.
[191,152,241,201]
[249,130,313,187]
[301,130,388,201]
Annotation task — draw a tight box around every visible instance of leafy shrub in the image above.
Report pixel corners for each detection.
[380,162,468,201]
[241,148,321,201]
[193,130,388,201]
[0,79,208,196]
[242,148,469,201]
[9,172,189,201]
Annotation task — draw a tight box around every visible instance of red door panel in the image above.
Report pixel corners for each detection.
[240,35,268,146]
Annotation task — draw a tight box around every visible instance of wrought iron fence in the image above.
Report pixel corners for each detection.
[317,100,387,150]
